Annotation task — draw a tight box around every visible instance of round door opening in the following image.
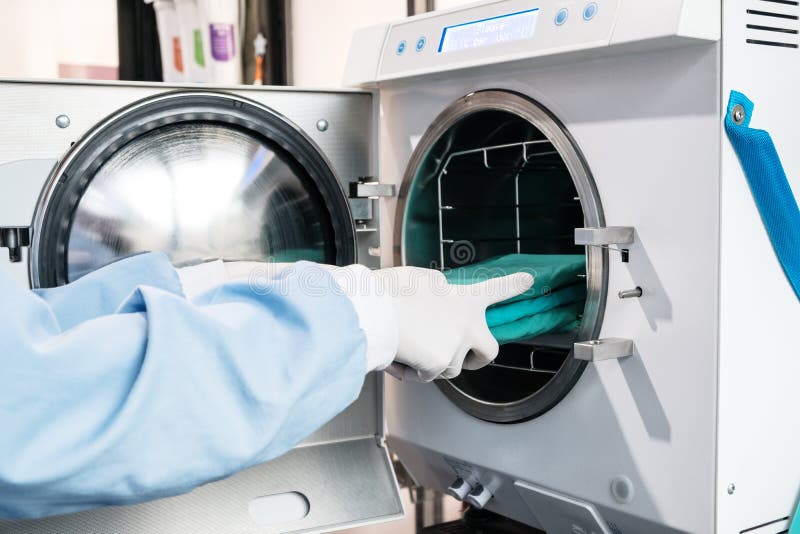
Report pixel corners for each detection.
[398,91,607,423]
[32,92,356,286]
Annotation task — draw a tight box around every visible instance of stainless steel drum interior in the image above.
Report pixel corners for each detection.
[31,92,356,287]
[397,90,607,423]
[66,123,333,279]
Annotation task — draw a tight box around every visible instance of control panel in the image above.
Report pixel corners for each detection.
[378,0,619,80]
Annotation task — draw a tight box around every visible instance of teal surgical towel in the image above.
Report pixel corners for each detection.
[490,301,583,344]
[486,283,586,328]
[444,253,587,344]
[270,248,326,263]
[445,253,586,304]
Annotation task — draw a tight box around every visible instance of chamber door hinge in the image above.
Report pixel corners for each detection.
[349,177,396,198]
[575,226,635,262]
[0,227,31,263]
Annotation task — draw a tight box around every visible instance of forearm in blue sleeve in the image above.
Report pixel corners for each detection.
[32,252,184,330]
[0,262,368,519]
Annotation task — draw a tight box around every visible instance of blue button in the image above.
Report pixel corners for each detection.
[416,36,426,52]
[555,8,569,26]
[396,40,407,55]
[583,2,598,21]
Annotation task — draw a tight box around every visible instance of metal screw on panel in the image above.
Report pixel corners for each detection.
[316,119,329,132]
[731,105,746,125]
[727,483,736,495]
[55,114,71,129]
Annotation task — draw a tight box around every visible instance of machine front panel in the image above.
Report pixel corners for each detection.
[378,0,619,80]
[379,40,721,533]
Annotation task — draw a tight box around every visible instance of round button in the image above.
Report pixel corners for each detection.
[396,40,407,55]
[416,36,426,52]
[583,2,598,21]
[555,8,569,26]
[610,475,635,504]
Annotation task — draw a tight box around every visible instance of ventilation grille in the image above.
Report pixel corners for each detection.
[746,0,800,48]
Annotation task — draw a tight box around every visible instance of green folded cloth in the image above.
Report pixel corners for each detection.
[489,301,584,344]
[445,253,586,304]
[485,283,586,328]
[444,253,587,344]
[269,248,326,263]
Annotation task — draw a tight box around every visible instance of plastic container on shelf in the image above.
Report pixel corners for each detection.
[174,0,208,82]
[147,0,185,82]
[196,0,241,84]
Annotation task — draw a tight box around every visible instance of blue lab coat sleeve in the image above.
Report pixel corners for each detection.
[33,252,185,329]
[0,257,368,519]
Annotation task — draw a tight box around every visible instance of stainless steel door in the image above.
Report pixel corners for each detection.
[31,91,356,286]
[0,81,400,534]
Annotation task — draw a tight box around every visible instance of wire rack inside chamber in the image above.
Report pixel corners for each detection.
[434,138,586,375]
[436,139,581,270]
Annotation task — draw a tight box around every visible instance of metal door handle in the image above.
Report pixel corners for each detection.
[575,226,635,262]
[0,226,30,263]
[574,226,634,246]
[574,338,634,362]
[349,180,396,198]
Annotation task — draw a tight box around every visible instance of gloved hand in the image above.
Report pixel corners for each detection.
[374,267,533,382]
[177,261,533,382]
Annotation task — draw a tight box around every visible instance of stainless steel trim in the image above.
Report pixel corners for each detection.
[394,90,608,423]
[574,338,634,362]
[575,226,635,246]
[349,181,397,198]
[1,437,404,534]
[0,77,369,95]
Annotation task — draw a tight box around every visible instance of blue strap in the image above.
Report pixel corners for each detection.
[724,90,800,301]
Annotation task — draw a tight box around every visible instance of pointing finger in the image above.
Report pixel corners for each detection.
[468,272,534,307]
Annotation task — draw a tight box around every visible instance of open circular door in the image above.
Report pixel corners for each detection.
[397,90,608,423]
[31,91,356,286]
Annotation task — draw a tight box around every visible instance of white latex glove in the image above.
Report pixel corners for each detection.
[374,267,533,382]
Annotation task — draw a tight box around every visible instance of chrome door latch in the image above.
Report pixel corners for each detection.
[575,226,635,262]
[349,178,396,198]
[0,226,30,263]
[574,338,634,362]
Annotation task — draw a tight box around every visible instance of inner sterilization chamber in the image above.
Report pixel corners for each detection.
[398,90,607,423]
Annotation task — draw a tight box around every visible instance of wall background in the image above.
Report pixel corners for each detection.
[288,0,406,87]
[0,0,118,79]
[288,0,474,87]
[0,0,474,85]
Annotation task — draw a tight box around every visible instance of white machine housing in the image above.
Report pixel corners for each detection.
[0,1,798,533]
[345,0,800,533]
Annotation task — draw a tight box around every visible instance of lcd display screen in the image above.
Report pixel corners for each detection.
[437,8,540,53]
